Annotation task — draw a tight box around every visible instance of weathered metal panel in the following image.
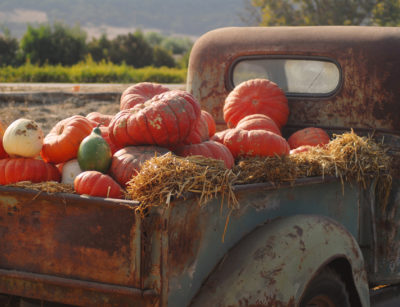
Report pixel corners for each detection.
[0,186,144,304]
[161,178,366,306]
[189,215,369,307]
[372,177,400,284]
[0,269,158,307]
[187,26,400,134]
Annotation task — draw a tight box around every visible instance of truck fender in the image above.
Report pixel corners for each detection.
[190,214,369,307]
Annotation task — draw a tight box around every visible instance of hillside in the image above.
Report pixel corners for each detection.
[0,0,248,39]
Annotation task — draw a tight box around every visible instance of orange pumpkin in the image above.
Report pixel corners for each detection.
[74,170,124,199]
[41,115,93,164]
[0,120,8,159]
[223,79,289,129]
[236,114,281,136]
[211,129,234,144]
[109,90,201,148]
[201,110,216,137]
[110,145,169,187]
[182,111,210,145]
[0,158,60,185]
[288,127,330,149]
[99,126,121,154]
[223,129,290,159]
[290,145,313,155]
[120,82,170,110]
[86,112,113,127]
[174,140,235,169]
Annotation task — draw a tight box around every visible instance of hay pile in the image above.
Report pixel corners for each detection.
[7,181,75,194]
[5,131,390,214]
[126,153,238,215]
[127,130,392,213]
[235,130,391,187]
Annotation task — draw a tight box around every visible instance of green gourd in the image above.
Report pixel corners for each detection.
[77,126,112,173]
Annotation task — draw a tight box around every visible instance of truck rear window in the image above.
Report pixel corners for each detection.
[231,57,341,97]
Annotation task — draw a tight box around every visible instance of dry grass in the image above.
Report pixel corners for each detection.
[235,130,391,186]
[6,131,391,215]
[127,130,392,213]
[7,181,75,194]
[126,153,238,216]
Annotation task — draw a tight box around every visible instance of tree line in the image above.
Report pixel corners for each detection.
[0,23,193,68]
[244,0,400,26]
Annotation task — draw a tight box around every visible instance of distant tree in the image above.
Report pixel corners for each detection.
[372,0,400,26]
[144,31,164,47]
[152,46,176,68]
[177,49,191,69]
[109,30,153,67]
[161,36,193,55]
[244,0,400,26]
[0,27,19,66]
[87,33,112,62]
[20,22,87,65]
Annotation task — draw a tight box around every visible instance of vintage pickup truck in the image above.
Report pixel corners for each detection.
[0,26,400,307]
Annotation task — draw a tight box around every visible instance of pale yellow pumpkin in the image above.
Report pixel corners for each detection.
[3,118,44,158]
[61,159,83,185]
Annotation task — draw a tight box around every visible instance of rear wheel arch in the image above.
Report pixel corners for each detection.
[190,215,369,307]
[328,258,363,307]
[299,258,363,307]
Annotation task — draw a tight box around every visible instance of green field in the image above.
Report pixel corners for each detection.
[0,60,187,84]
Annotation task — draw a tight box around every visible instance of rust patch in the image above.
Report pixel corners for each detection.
[236,294,295,307]
[253,235,276,261]
[294,225,303,236]
[260,267,283,286]
[0,188,140,287]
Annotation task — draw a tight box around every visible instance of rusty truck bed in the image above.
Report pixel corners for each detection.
[0,185,157,306]
[0,175,367,306]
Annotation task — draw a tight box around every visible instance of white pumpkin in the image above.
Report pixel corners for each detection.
[3,118,44,158]
[61,159,83,185]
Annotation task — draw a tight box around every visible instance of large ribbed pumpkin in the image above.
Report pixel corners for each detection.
[0,120,9,159]
[201,110,216,137]
[41,115,93,164]
[74,170,123,199]
[174,140,234,169]
[182,111,209,145]
[110,145,169,187]
[236,114,281,136]
[223,129,290,159]
[223,79,289,129]
[86,112,113,127]
[288,127,330,149]
[120,82,170,110]
[109,90,201,148]
[0,158,60,184]
[211,129,234,144]
[99,126,121,154]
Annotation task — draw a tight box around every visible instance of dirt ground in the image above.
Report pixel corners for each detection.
[0,83,185,134]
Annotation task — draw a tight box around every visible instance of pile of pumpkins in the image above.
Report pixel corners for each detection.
[0,79,330,199]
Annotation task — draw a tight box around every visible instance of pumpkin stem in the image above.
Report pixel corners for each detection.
[93,124,103,136]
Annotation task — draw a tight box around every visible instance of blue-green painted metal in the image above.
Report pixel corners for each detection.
[159,177,371,306]
[190,215,369,307]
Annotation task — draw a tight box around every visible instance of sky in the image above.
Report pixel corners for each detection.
[0,0,249,39]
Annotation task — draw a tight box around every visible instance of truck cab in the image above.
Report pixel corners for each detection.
[187,26,400,307]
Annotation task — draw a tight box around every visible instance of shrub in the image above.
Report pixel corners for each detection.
[0,59,186,84]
